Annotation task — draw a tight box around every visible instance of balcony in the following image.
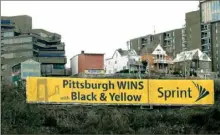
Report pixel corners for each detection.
[32,33,61,43]
[34,41,65,50]
[164,37,172,40]
[35,57,67,64]
[154,59,170,64]
[51,69,66,76]
[164,44,172,47]
[41,68,66,76]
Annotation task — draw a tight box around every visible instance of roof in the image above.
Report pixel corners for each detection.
[82,53,104,55]
[70,52,104,60]
[152,44,167,56]
[12,59,39,68]
[117,49,130,56]
[172,49,211,63]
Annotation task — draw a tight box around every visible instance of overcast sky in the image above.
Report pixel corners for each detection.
[1,1,199,67]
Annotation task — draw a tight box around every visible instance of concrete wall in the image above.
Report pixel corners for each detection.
[2,15,32,34]
[174,29,183,55]
[211,21,220,73]
[70,55,78,75]
[185,10,201,50]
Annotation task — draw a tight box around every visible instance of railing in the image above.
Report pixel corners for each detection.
[36,57,67,64]
[32,33,61,43]
[153,59,172,64]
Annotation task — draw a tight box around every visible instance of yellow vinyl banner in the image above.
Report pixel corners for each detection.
[148,80,214,105]
[26,77,149,104]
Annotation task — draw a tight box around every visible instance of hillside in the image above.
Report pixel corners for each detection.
[1,79,220,134]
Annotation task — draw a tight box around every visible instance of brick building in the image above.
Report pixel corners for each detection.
[70,51,104,76]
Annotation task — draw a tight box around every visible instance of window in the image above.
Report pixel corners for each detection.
[1,51,33,59]
[1,65,7,71]
[3,32,14,37]
[53,64,64,69]
[2,44,33,51]
[1,20,12,25]
[2,37,32,44]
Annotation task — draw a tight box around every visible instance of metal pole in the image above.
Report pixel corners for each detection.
[139,58,141,79]
[184,51,186,79]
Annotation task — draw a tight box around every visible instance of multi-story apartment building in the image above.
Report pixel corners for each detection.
[1,15,67,81]
[129,28,182,59]
[184,10,202,51]
[199,0,220,73]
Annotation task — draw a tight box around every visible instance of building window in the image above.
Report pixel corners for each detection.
[2,37,32,44]
[3,32,14,37]
[1,65,7,71]
[53,64,64,69]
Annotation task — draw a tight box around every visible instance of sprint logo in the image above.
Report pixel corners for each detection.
[192,81,210,102]
[157,81,210,102]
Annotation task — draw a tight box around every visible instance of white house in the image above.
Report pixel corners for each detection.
[172,48,212,75]
[105,48,143,74]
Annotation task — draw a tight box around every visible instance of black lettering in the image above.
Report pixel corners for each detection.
[131,82,138,89]
[81,94,86,100]
[60,96,69,100]
[165,90,171,100]
[127,95,133,101]
[127,81,130,89]
[133,95,142,101]
[91,92,97,100]
[63,80,68,88]
[188,88,192,98]
[109,93,115,101]
[71,92,97,101]
[117,81,127,89]
[80,82,84,89]
[109,81,114,89]
[177,88,180,98]
[138,81,144,89]
[85,80,90,89]
[158,87,164,98]
[71,92,77,100]
[180,90,187,98]
[109,93,141,102]
[76,81,80,88]
[115,95,120,101]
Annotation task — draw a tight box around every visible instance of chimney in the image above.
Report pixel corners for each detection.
[81,50,84,54]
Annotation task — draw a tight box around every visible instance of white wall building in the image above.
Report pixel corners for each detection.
[105,48,143,74]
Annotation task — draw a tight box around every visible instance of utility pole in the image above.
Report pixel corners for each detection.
[184,51,186,79]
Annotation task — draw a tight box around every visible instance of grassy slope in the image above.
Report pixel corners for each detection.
[1,80,220,134]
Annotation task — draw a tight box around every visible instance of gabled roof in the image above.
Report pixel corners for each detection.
[117,49,130,56]
[152,44,167,56]
[22,59,40,64]
[106,48,137,60]
[172,49,211,63]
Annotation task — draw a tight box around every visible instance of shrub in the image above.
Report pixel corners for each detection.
[1,80,220,134]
